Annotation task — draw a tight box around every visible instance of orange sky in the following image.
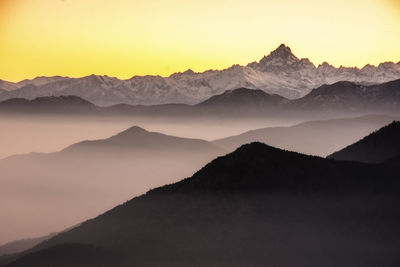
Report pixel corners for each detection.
[0,0,399,82]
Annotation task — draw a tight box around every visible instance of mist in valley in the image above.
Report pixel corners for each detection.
[0,113,398,245]
[1,0,400,264]
[0,114,299,159]
[0,111,399,250]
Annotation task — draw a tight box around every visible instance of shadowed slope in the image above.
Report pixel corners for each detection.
[4,142,400,267]
[291,79,400,113]
[328,121,400,163]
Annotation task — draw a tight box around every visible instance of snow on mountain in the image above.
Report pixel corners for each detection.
[0,80,19,92]
[1,44,400,106]
[16,76,70,88]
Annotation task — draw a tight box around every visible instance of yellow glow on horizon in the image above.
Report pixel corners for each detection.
[0,0,399,82]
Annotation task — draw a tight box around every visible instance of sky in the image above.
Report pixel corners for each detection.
[0,0,399,82]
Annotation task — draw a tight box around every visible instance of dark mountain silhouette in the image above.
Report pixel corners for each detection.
[213,114,399,156]
[1,244,120,267]
[384,154,400,165]
[291,79,400,114]
[0,126,225,247]
[196,87,287,114]
[4,142,400,267]
[0,96,98,114]
[0,88,289,117]
[0,94,194,117]
[0,79,400,119]
[328,121,400,163]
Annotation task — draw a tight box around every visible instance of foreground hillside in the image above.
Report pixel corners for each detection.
[3,142,400,267]
[328,121,400,163]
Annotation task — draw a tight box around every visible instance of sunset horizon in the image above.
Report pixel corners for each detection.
[1,43,400,83]
[1,0,399,82]
[1,1,400,266]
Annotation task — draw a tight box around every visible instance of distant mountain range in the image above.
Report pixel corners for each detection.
[196,87,287,114]
[3,136,400,266]
[0,126,225,246]
[291,79,400,114]
[1,44,399,106]
[0,96,98,114]
[328,121,400,163]
[1,79,400,118]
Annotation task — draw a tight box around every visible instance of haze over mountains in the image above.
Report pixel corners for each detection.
[0,126,224,244]
[1,41,400,267]
[1,44,399,106]
[3,137,400,267]
[63,125,222,156]
[214,115,399,156]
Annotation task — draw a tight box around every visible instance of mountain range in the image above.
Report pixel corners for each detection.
[0,96,98,114]
[1,44,399,106]
[1,78,400,118]
[291,79,400,114]
[3,122,400,266]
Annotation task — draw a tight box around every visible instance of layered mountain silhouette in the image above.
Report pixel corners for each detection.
[328,121,400,163]
[0,234,56,257]
[213,115,399,156]
[1,78,400,118]
[196,87,287,114]
[292,79,400,113]
[3,142,400,267]
[63,125,223,156]
[0,126,225,246]
[1,44,399,105]
[0,96,98,114]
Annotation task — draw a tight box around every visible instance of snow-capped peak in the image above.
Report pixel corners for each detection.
[265,44,298,61]
[248,44,305,72]
[0,45,400,105]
